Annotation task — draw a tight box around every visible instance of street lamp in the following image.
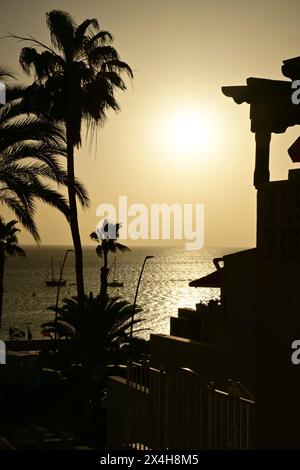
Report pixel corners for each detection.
[129,255,155,342]
[54,249,74,343]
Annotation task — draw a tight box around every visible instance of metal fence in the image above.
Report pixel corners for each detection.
[126,361,254,450]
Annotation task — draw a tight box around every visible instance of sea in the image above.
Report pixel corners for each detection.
[0,246,241,341]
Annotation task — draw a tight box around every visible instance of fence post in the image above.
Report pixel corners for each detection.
[207,381,215,450]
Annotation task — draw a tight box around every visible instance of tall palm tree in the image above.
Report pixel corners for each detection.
[0,218,25,326]
[90,219,130,299]
[0,93,89,241]
[11,10,133,333]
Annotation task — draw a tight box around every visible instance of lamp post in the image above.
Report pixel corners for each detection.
[54,249,74,343]
[129,255,155,342]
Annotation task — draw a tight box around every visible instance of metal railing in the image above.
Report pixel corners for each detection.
[126,361,254,450]
[207,380,254,449]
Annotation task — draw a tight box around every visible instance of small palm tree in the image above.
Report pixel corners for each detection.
[42,293,143,363]
[0,218,25,326]
[90,220,130,299]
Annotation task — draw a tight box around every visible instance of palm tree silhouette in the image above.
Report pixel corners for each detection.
[90,220,130,299]
[0,218,25,326]
[12,10,133,330]
[42,293,143,365]
[0,74,89,241]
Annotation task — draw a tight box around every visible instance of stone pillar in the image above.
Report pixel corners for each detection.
[254,131,271,188]
[255,170,300,448]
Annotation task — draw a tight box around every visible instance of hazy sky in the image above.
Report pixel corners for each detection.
[1,0,300,247]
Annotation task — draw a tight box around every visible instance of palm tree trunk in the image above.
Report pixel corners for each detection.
[0,248,4,328]
[100,251,109,300]
[66,123,85,339]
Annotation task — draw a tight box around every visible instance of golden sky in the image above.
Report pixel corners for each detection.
[1,0,300,247]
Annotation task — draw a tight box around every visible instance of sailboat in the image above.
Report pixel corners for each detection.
[45,256,67,287]
[107,256,124,288]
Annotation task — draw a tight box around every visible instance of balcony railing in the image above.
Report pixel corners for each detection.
[126,361,254,450]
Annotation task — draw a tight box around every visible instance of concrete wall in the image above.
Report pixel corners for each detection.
[171,313,253,351]
[107,376,128,449]
[223,249,255,326]
[170,316,201,341]
[255,173,300,448]
[204,318,253,351]
[150,334,253,392]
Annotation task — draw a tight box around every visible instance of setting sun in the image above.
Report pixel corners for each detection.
[156,105,222,162]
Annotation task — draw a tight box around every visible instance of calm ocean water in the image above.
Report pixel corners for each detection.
[0,246,239,341]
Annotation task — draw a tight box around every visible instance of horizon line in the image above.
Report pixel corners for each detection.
[20,243,253,249]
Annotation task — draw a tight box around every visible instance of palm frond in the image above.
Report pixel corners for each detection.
[86,30,113,49]
[46,10,76,57]
[90,231,98,241]
[116,242,130,253]
[96,245,103,257]
[88,45,120,66]
[0,65,15,81]
[73,176,90,208]
[0,194,39,241]
[43,293,146,358]
[102,60,133,79]
[5,243,26,257]
[0,218,26,257]
[74,18,99,52]
[41,321,77,339]
[19,47,40,75]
